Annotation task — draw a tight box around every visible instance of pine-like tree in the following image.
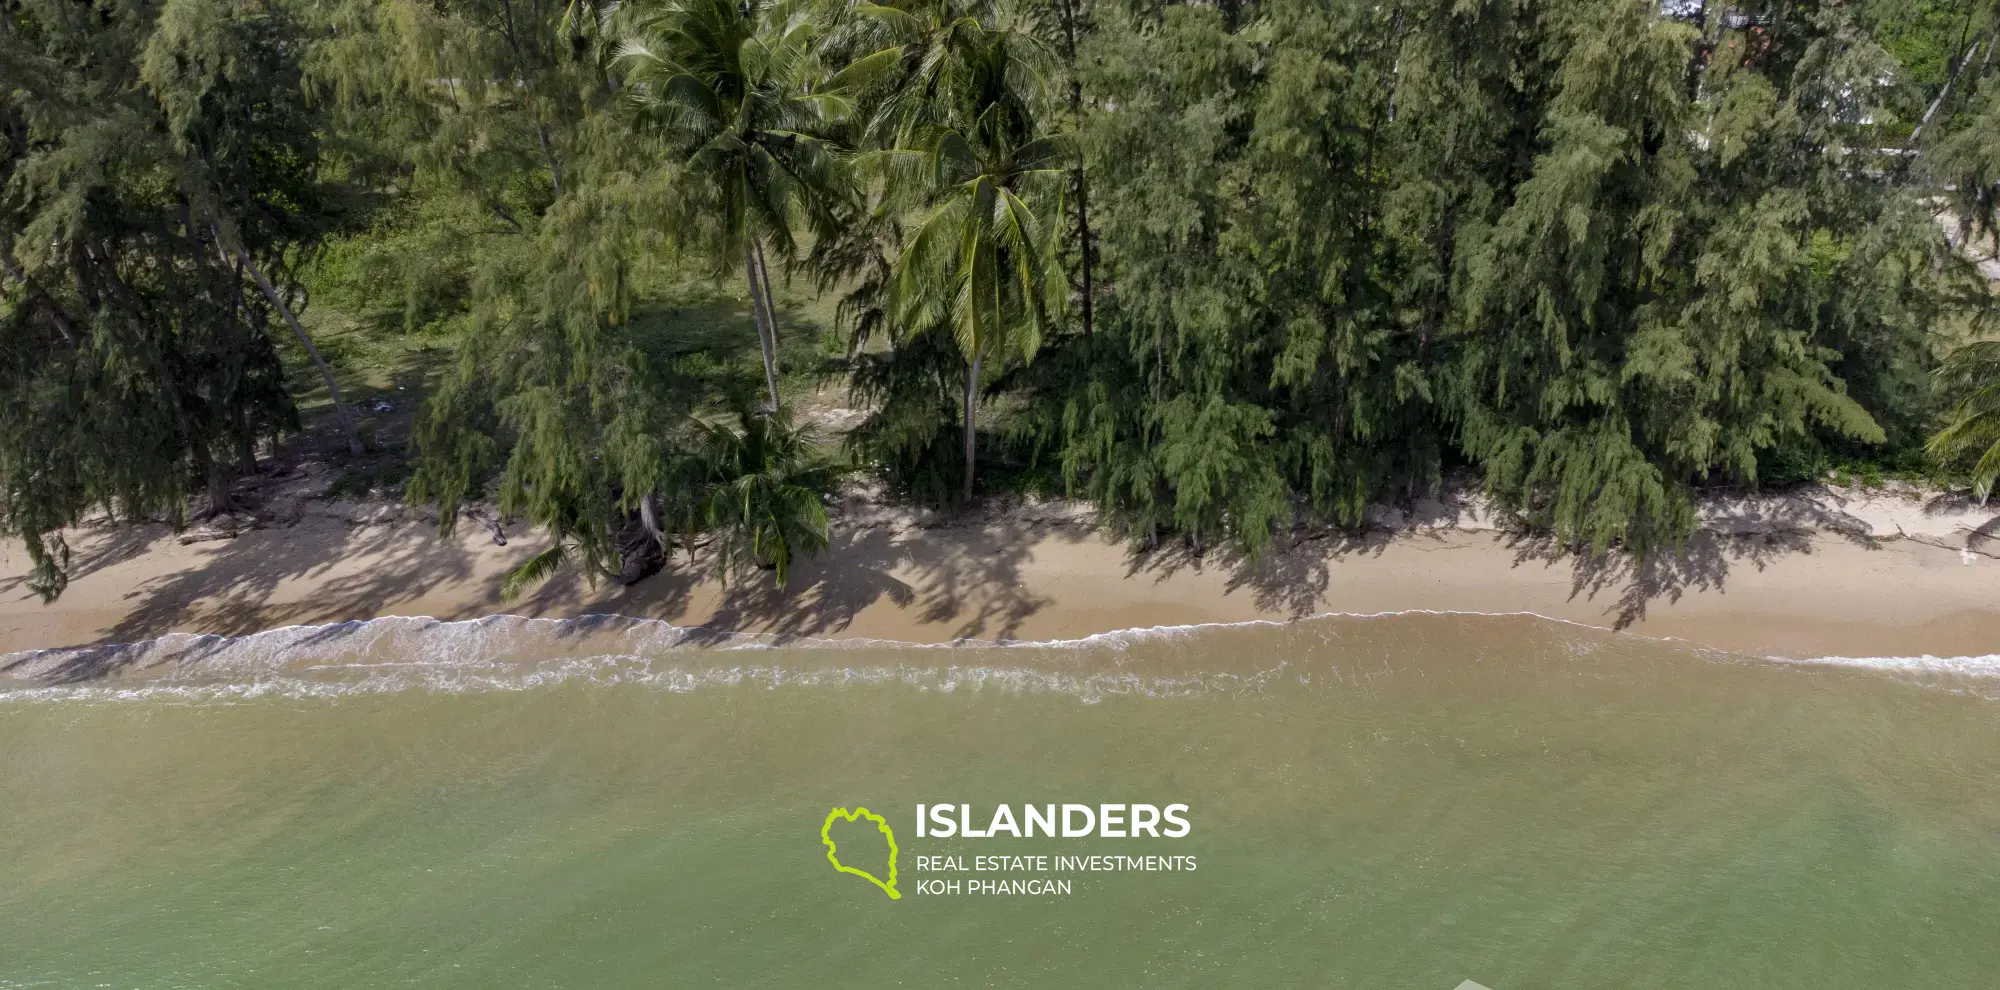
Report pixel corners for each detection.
[1,0,333,599]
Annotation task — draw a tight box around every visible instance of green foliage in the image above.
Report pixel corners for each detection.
[614,0,866,264]
[691,404,841,585]
[404,142,694,581]
[872,0,1068,501]
[615,0,881,406]
[500,541,578,600]
[304,191,485,337]
[1930,339,2000,498]
[1932,71,2000,246]
[1026,0,1989,557]
[299,0,628,356]
[1027,0,1436,553]
[1,0,333,598]
[1440,0,1927,554]
[846,328,969,506]
[305,0,612,213]
[8,0,1999,601]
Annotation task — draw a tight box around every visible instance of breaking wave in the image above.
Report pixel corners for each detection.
[0,613,1305,705]
[3,610,1996,705]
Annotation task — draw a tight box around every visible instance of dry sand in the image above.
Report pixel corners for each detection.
[4,475,2000,662]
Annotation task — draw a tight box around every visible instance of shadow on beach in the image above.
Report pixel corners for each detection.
[522,512,1082,645]
[2,506,1093,684]
[1122,491,1890,631]
[8,482,1967,686]
[1,517,502,683]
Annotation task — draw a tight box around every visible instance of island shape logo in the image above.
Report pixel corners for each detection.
[822,806,901,900]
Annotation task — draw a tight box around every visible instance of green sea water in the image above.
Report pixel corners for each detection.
[2,613,1998,987]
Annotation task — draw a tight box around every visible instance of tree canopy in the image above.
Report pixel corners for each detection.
[3,0,1997,598]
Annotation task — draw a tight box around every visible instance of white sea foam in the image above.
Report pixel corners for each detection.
[0,607,1624,665]
[0,653,1292,706]
[2,609,1994,705]
[1771,652,2000,674]
[0,612,1314,705]
[1754,651,2000,699]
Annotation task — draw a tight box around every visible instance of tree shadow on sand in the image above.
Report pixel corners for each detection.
[7,507,1085,689]
[12,483,1938,685]
[2,518,506,684]
[1501,528,1828,629]
[1537,488,1887,628]
[1123,502,1887,631]
[541,514,1076,644]
[0,523,167,601]
[1124,525,1441,619]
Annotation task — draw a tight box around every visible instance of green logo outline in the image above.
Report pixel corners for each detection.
[821,806,900,900]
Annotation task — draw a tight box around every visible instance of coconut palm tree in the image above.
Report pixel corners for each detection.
[693,404,843,586]
[615,0,893,410]
[1930,339,2000,500]
[873,6,1067,502]
[500,404,840,597]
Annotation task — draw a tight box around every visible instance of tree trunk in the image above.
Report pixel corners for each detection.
[198,439,234,517]
[0,255,80,346]
[1910,37,1986,149]
[1056,0,1095,336]
[225,258,257,475]
[238,252,364,456]
[1684,0,1712,101]
[234,406,258,476]
[639,492,664,548]
[537,122,564,197]
[962,352,982,504]
[1074,166,1095,336]
[754,239,785,402]
[744,242,782,411]
[614,507,665,586]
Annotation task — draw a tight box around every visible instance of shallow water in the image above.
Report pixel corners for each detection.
[3,613,1998,987]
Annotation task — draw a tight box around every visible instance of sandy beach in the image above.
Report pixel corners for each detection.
[4,465,1999,663]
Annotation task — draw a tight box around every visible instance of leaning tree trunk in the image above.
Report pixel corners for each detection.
[1073,163,1095,337]
[962,352,983,504]
[1910,36,1988,148]
[237,252,364,456]
[754,239,786,405]
[744,241,782,411]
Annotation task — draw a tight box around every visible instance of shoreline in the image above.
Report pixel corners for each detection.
[6,473,2000,666]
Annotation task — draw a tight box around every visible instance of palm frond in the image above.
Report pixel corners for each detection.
[502,542,574,601]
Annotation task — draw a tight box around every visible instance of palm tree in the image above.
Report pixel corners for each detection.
[1930,340,2000,500]
[615,0,892,410]
[499,404,840,597]
[693,404,842,585]
[873,7,1067,502]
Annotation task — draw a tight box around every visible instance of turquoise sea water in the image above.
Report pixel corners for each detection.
[2,613,1997,987]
